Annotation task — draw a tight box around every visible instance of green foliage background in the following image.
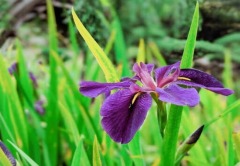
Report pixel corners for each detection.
[0,0,240,166]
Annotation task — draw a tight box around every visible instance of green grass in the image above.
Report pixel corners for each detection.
[0,1,239,166]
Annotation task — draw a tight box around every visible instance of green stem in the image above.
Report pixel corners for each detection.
[157,101,167,137]
[151,93,167,138]
[160,105,183,166]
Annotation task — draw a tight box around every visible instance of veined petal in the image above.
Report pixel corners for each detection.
[80,81,132,98]
[101,89,152,144]
[178,69,234,96]
[146,63,155,73]
[156,84,199,107]
[155,61,180,87]
[132,62,156,90]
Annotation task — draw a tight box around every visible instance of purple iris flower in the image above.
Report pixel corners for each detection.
[80,61,233,144]
[34,100,45,115]
[0,141,16,166]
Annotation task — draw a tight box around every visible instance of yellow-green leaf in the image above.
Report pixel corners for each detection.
[93,136,102,166]
[72,8,119,83]
[137,39,145,63]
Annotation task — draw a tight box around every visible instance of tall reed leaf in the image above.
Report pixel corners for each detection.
[72,8,119,82]
[0,53,29,154]
[137,39,145,63]
[112,16,129,76]
[93,137,102,166]
[160,2,199,166]
[46,0,59,165]
[71,140,91,166]
[8,141,38,166]
[180,2,199,68]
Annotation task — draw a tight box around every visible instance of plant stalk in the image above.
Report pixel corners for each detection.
[160,105,183,166]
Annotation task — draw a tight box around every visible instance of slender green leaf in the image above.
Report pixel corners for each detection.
[8,141,38,166]
[233,132,240,161]
[46,0,59,165]
[93,136,102,166]
[0,142,13,166]
[112,15,129,76]
[71,141,91,166]
[0,53,29,154]
[148,42,166,66]
[180,2,199,68]
[128,133,144,166]
[137,39,145,63]
[104,30,116,56]
[72,8,119,82]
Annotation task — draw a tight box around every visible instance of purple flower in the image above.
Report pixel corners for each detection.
[8,62,18,75]
[80,61,234,143]
[29,72,38,88]
[0,141,16,166]
[34,100,45,115]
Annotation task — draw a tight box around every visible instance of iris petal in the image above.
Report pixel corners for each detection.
[80,81,132,98]
[178,69,234,96]
[101,89,152,144]
[156,84,199,107]
[155,61,180,87]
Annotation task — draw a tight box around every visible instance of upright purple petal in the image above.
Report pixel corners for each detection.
[178,69,234,96]
[0,141,16,166]
[80,81,132,98]
[155,61,180,87]
[101,89,152,144]
[132,63,156,90]
[156,84,199,107]
[146,64,155,73]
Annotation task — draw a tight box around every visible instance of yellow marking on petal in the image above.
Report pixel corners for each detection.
[177,77,191,81]
[132,92,141,105]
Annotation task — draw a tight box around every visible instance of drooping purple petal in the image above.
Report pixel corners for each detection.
[100,89,152,144]
[156,84,199,107]
[155,61,180,87]
[80,81,132,98]
[0,141,16,166]
[178,69,234,96]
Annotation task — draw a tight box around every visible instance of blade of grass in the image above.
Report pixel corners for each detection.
[8,141,38,166]
[233,132,240,161]
[148,42,166,66]
[160,2,199,166]
[111,15,130,76]
[137,39,145,63]
[0,53,29,154]
[46,0,59,165]
[58,100,80,146]
[128,133,144,166]
[51,51,102,142]
[71,140,91,166]
[72,8,119,82]
[180,2,199,69]
[205,99,240,127]
[0,150,12,166]
[104,30,116,56]
[93,136,102,166]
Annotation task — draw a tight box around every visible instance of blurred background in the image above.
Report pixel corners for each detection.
[0,0,240,165]
[1,0,240,81]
